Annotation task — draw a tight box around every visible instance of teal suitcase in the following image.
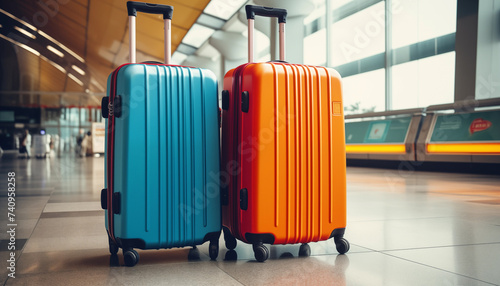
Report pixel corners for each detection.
[100,2,221,267]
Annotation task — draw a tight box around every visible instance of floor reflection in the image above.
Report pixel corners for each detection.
[215,245,350,286]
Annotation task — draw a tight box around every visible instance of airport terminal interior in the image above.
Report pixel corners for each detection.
[1,0,500,285]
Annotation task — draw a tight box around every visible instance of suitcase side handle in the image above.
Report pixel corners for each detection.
[245,5,287,63]
[126,1,174,64]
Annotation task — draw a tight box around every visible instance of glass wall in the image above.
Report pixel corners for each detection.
[330,1,386,67]
[390,0,457,110]
[38,93,103,155]
[392,0,456,49]
[303,0,458,114]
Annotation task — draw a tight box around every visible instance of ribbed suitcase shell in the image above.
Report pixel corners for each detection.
[221,62,346,245]
[105,63,221,249]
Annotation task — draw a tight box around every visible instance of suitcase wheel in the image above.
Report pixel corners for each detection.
[335,238,350,254]
[223,227,237,250]
[108,236,119,255]
[225,236,237,250]
[188,246,201,261]
[298,243,311,257]
[123,249,139,267]
[224,249,238,261]
[252,243,269,262]
[209,240,219,260]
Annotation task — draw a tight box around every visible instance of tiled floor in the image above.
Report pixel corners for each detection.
[1,156,499,285]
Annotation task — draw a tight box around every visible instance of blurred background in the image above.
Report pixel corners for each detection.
[0,0,498,158]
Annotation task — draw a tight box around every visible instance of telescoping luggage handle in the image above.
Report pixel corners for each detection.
[126,1,174,64]
[245,5,287,63]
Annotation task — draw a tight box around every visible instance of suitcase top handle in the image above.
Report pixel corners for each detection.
[126,1,174,64]
[245,5,287,63]
[127,1,173,19]
[245,5,287,23]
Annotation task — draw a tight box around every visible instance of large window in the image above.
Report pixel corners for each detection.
[303,0,458,114]
[392,0,457,49]
[392,52,455,109]
[330,1,386,67]
[304,29,326,66]
[343,68,385,114]
[390,0,457,109]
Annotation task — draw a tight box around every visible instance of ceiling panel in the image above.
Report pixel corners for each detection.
[167,0,210,10]
[135,14,168,41]
[1,0,212,97]
[73,0,89,8]
[107,0,202,30]
[39,59,67,92]
[16,49,40,92]
[162,3,204,30]
[57,1,89,28]
[45,20,87,56]
[86,0,126,65]
[65,76,84,92]
[1,1,87,57]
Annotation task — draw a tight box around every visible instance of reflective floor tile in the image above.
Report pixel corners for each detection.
[347,217,500,251]
[214,251,491,286]
[23,217,107,253]
[0,219,38,240]
[8,258,242,286]
[43,202,102,213]
[385,243,500,285]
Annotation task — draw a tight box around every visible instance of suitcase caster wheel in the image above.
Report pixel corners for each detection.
[253,243,269,262]
[188,247,201,261]
[335,238,350,254]
[224,249,238,261]
[123,249,139,267]
[225,236,237,250]
[209,240,219,260]
[223,228,237,250]
[108,237,119,255]
[298,243,311,257]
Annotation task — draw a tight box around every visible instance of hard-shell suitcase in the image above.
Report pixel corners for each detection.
[100,1,221,267]
[220,5,349,262]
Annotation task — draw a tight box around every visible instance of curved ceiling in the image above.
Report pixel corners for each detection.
[0,0,211,98]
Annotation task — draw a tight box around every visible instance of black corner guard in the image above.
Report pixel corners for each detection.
[244,233,275,245]
[117,237,146,249]
[330,228,346,239]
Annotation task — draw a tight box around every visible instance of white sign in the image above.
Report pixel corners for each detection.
[92,122,106,153]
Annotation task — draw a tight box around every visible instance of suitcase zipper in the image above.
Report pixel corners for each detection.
[232,63,252,240]
[106,63,129,244]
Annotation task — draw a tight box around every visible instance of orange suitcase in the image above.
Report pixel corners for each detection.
[220,5,349,262]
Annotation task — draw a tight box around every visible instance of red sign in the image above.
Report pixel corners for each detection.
[469,118,492,135]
